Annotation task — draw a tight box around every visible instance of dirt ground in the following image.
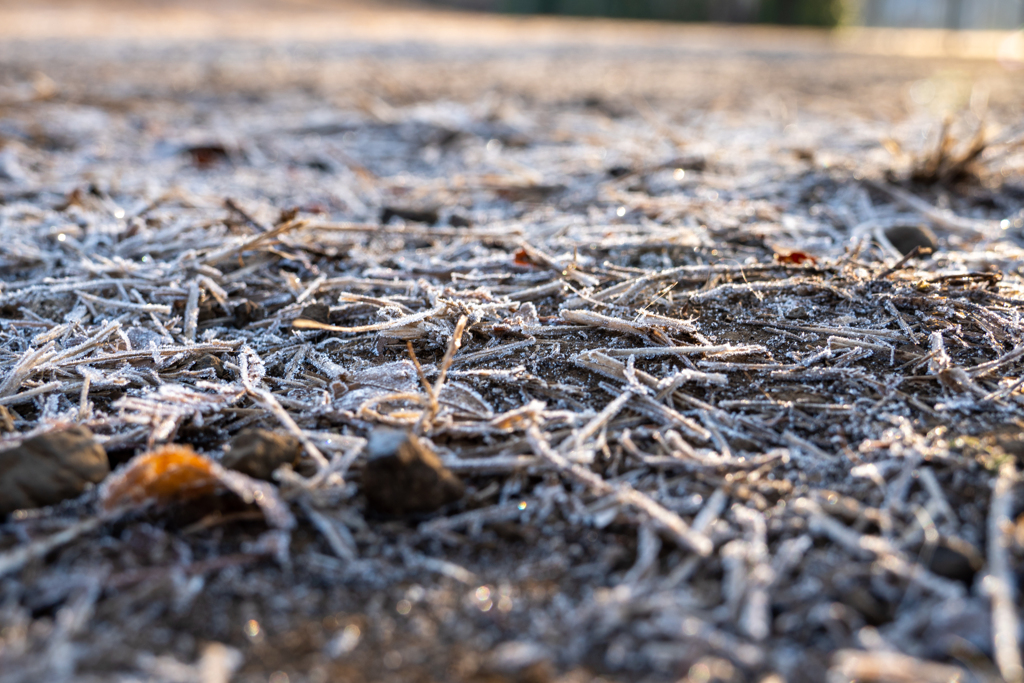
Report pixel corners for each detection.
[1,3,1024,683]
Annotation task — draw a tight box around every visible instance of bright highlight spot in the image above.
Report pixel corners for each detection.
[244,619,260,638]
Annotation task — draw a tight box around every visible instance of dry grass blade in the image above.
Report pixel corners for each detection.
[988,462,1023,683]
[432,315,469,401]
[829,650,973,683]
[292,303,447,334]
[0,517,106,579]
[909,116,989,185]
[527,424,713,556]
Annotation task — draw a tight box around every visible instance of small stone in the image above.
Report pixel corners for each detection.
[221,429,302,481]
[884,224,938,257]
[0,426,109,516]
[192,354,229,379]
[785,305,809,320]
[296,303,330,325]
[380,206,439,225]
[232,300,264,328]
[362,429,464,515]
[186,143,229,169]
[196,297,222,323]
[449,213,473,228]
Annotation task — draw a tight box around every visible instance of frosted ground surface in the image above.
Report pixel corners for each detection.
[1,7,1024,683]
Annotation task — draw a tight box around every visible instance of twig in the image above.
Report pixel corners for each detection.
[182,279,200,342]
[248,387,330,475]
[559,389,635,454]
[866,179,998,238]
[0,380,64,406]
[298,499,357,562]
[201,217,310,264]
[601,344,766,359]
[872,245,922,280]
[76,291,172,315]
[0,516,106,578]
[829,649,972,683]
[527,424,712,556]
[432,315,469,405]
[988,462,1023,683]
[292,303,447,334]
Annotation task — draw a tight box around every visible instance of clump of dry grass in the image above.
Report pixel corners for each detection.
[906,117,989,185]
[897,115,1024,188]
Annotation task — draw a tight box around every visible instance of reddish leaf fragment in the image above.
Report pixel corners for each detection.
[513,248,536,267]
[774,250,817,266]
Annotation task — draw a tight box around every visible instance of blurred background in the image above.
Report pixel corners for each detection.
[426,0,1023,29]
[0,0,1022,30]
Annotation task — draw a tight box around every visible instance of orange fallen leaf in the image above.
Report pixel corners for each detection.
[100,443,297,529]
[101,444,218,510]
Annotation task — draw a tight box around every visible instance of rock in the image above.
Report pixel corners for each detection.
[221,429,302,481]
[0,426,109,516]
[232,300,263,328]
[186,143,230,169]
[883,224,938,256]
[380,206,439,226]
[191,354,229,379]
[362,429,464,515]
[448,213,473,228]
[296,303,330,325]
[606,165,632,178]
[785,305,809,320]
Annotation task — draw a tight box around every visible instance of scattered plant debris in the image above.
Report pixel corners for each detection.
[0,426,108,516]
[0,17,1023,683]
